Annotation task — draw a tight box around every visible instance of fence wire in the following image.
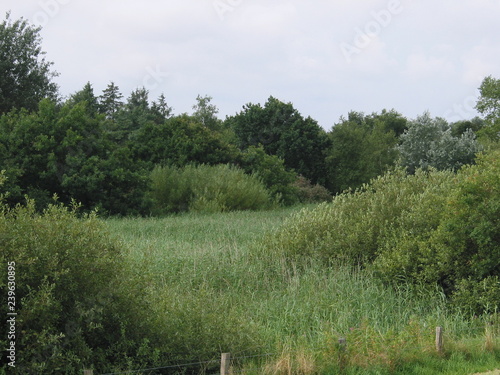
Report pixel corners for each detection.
[99,353,276,375]
[95,324,499,375]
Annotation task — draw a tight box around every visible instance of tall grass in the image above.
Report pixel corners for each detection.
[104,207,499,374]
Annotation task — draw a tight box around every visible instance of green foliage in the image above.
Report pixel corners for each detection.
[0,12,59,114]
[149,164,192,213]
[66,82,100,117]
[292,175,332,204]
[150,163,272,214]
[451,117,486,137]
[239,145,300,205]
[131,114,238,168]
[263,168,453,265]
[0,98,149,214]
[476,75,500,123]
[192,94,222,131]
[452,277,500,315]
[106,211,500,375]
[264,149,500,314]
[398,112,482,173]
[99,81,124,121]
[326,110,401,193]
[226,96,331,185]
[375,149,500,313]
[473,75,500,145]
[0,201,159,373]
[113,87,154,139]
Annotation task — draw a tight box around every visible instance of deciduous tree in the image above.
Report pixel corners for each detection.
[0,12,58,114]
[226,96,330,185]
[398,112,481,174]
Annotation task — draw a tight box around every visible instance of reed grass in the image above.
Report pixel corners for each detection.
[104,206,499,374]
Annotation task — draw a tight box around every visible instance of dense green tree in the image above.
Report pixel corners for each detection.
[151,93,173,124]
[398,112,481,174]
[99,81,123,120]
[130,114,238,168]
[476,75,500,123]
[365,109,408,136]
[0,98,149,214]
[226,96,330,185]
[67,82,101,117]
[98,84,173,146]
[475,76,500,143]
[0,12,58,114]
[326,111,401,193]
[451,117,486,137]
[113,87,154,144]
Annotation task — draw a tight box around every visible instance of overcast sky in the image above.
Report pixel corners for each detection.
[3,0,500,129]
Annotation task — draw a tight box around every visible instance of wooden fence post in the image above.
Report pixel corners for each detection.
[83,370,93,375]
[221,352,231,375]
[435,326,444,353]
[338,337,347,372]
[338,337,347,351]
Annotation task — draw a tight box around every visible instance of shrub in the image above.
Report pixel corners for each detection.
[263,167,454,265]
[375,149,500,312]
[263,149,500,314]
[150,164,192,213]
[239,145,300,206]
[452,277,500,315]
[150,163,272,214]
[0,199,158,373]
[292,175,332,203]
[0,100,150,215]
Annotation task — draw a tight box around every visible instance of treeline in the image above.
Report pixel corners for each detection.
[1,12,499,215]
[0,83,493,215]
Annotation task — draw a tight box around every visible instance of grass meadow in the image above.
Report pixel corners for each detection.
[104,206,500,374]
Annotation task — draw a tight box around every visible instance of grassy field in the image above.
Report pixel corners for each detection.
[104,206,500,374]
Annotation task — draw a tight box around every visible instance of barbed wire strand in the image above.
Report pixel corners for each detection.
[100,359,219,375]
[98,327,498,375]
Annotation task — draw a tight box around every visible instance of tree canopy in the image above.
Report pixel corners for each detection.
[0,12,59,114]
[226,96,331,185]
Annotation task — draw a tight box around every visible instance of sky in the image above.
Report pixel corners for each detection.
[3,0,500,130]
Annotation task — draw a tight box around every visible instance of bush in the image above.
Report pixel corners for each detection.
[263,167,454,265]
[452,277,500,315]
[263,149,500,314]
[150,163,272,214]
[0,199,159,373]
[375,150,500,312]
[292,175,332,203]
[239,145,300,206]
